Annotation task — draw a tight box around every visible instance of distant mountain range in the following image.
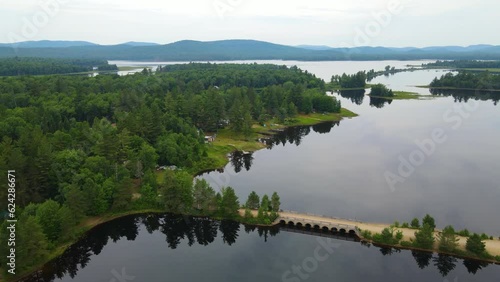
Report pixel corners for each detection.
[0,40,499,61]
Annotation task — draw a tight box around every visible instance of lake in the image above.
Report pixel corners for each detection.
[26,61,500,281]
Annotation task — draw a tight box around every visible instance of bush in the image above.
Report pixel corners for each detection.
[393,221,400,228]
[370,84,394,97]
[457,229,471,237]
[361,230,373,240]
[401,222,409,228]
[480,233,490,240]
[372,228,401,245]
[400,241,412,247]
[496,256,500,262]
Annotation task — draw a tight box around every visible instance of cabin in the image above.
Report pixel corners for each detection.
[204,134,216,143]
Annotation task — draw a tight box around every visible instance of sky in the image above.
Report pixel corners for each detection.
[0,0,498,47]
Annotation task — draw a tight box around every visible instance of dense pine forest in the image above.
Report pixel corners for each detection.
[0,62,340,277]
[0,57,118,76]
[429,71,500,90]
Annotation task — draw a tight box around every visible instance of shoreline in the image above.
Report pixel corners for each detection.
[9,207,500,281]
[193,108,358,175]
[416,85,500,92]
[7,110,358,282]
[271,211,500,265]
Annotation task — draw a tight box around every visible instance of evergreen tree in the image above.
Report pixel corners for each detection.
[219,187,240,218]
[466,233,486,255]
[245,191,260,209]
[422,214,436,230]
[413,224,435,249]
[261,195,271,212]
[271,192,281,212]
[438,225,459,252]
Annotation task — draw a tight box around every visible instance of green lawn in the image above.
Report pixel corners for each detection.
[369,91,433,100]
[190,109,358,174]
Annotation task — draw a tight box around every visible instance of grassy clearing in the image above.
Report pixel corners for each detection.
[117,66,148,71]
[191,109,358,174]
[369,91,434,100]
[326,82,372,91]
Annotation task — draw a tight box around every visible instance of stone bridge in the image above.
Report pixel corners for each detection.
[276,210,360,236]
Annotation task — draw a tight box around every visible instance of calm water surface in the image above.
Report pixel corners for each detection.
[28,61,500,281]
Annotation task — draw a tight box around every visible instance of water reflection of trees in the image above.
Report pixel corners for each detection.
[338,90,365,105]
[369,96,393,108]
[25,214,280,282]
[372,248,492,278]
[430,88,500,105]
[230,151,254,173]
[24,214,494,281]
[263,121,339,150]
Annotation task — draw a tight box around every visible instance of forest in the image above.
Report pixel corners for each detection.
[429,71,500,90]
[330,71,367,89]
[0,57,118,76]
[424,60,500,69]
[0,62,338,277]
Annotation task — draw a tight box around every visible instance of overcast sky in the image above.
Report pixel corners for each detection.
[0,0,498,47]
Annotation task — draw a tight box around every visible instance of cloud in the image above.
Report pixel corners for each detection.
[0,0,499,46]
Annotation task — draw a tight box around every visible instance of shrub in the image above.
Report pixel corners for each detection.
[480,233,490,240]
[400,241,412,247]
[372,228,401,245]
[466,233,486,255]
[361,230,373,240]
[401,222,409,228]
[370,84,394,97]
[457,229,471,237]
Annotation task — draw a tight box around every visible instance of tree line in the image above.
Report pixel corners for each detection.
[330,71,366,89]
[361,214,500,266]
[424,60,500,69]
[430,71,500,90]
[0,57,117,76]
